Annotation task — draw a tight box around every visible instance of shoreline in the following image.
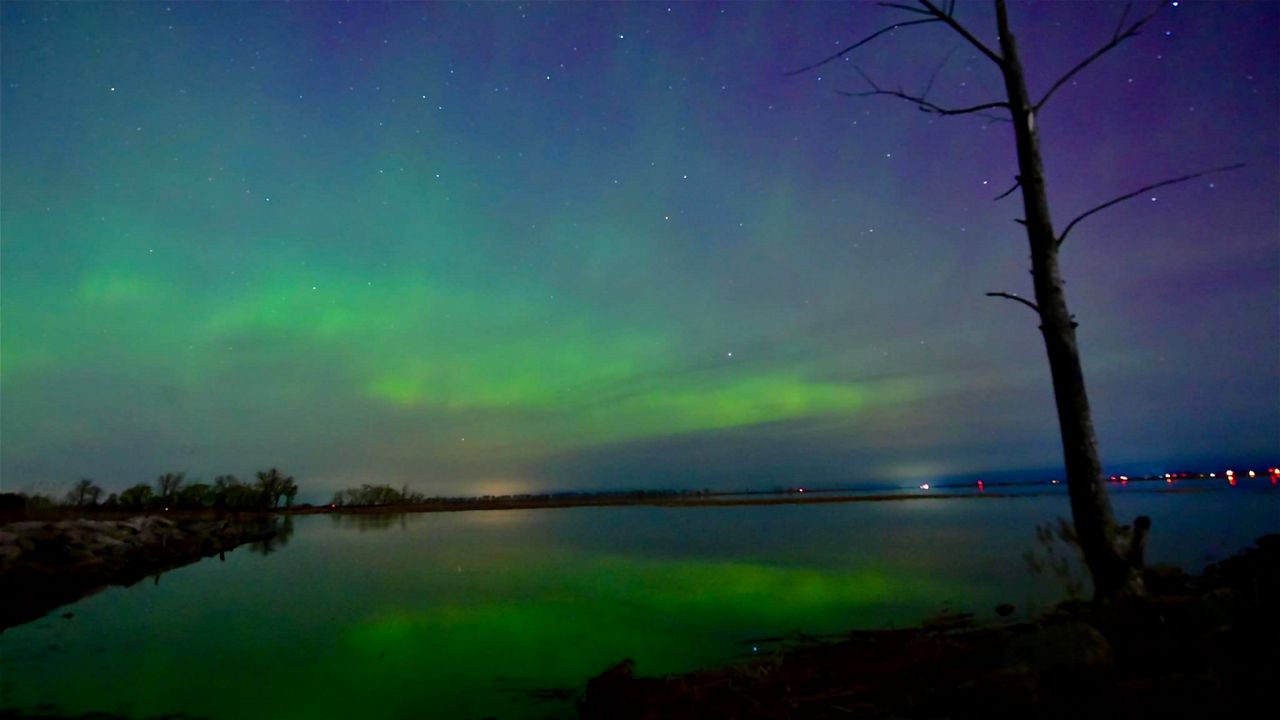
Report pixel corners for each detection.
[580,534,1280,718]
[4,483,1218,526]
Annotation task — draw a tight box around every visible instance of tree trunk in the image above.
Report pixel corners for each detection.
[993,0,1141,601]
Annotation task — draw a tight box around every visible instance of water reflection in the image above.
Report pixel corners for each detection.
[328,511,411,532]
[249,515,295,555]
[1,487,1275,720]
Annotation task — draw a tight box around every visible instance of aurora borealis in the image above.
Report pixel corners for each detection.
[2,2,1276,499]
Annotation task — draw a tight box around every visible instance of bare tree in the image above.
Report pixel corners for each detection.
[155,472,185,505]
[792,0,1240,602]
[64,478,102,507]
[254,467,296,509]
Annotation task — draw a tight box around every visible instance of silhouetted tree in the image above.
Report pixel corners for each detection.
[254,467,296,509]
[329,483,420,507]
[64,478,103,507]
[178,482,213,509]
[119,483,154,510]
[282,477,299,508]
[155,472,185,506]
[792,0,1239,602]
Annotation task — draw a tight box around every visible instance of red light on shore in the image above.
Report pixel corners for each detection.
[977,480,985,492]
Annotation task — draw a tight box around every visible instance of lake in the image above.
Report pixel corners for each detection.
[2,479,1276,719]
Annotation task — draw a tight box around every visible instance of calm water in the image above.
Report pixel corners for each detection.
[2,481,1276,719]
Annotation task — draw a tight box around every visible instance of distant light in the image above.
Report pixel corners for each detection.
[1225,469,1235,476]
[1209,473,1216,478]
[977,480,985,492]
[1119,475,1129,481]
[797,488,805,493]
[1164,473,1172,479]
[920,483,930,490]
[1051,479,1059,485]
[1248,470,1257,478]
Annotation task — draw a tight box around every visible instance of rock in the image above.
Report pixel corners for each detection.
[1003,619,1114,677]
[583,659,665,720]
[995,603,1016,617]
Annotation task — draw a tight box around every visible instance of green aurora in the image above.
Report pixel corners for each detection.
[3,1,1276,497]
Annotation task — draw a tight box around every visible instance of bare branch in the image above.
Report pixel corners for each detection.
[786,18,941,76]
[1057,163,1246,246]
[918,0,1004,68]
[921,48,956,100]
[1111,2,1133,40]
[994,176,1021,201]
[878,2,934,16]
[986,292,1041,314]
[839,67,1009,117]
[1034,2,1162,111]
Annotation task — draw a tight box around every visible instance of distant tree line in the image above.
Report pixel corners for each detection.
[328,485,710,508]
[329,484,428,507]
[0,468,299,514]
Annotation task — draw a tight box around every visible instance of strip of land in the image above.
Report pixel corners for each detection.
[0,515,287,631]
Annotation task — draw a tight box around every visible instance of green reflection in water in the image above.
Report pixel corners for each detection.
[333,555,960,718]
[4,489,1276,719]
[0,550,961,720]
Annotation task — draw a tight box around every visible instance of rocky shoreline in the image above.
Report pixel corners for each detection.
[0,515,286,632]
[580,534,1280,719]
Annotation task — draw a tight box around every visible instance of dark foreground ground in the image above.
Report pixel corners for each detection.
[580,534,1280,719]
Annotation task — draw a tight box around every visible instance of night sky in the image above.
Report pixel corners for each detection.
[2,1,1276,500]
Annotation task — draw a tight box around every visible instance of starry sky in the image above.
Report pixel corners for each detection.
[2,1,1276,500]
